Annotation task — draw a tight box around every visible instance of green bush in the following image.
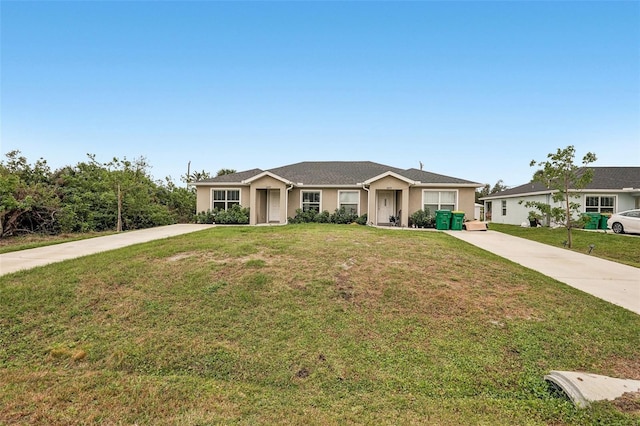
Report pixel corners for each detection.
[196,205,250,225]
[288,208,367,225]
[355,213,368,225]
[195,210,215,224]
[330,207,359,224]
[288,209,320,223]
[314,210,331,223]
[214,205,250,224]
[410,208,435,228]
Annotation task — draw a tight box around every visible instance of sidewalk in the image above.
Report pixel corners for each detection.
[445,230,640,315]
[0,224,213,276]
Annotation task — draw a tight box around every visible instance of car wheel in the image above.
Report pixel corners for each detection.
[611,222,624,234]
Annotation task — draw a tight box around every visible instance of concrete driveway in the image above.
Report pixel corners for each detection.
[445,230,640,315]
[0,224,213,276]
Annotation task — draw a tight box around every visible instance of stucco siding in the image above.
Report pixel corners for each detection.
[195,186,249,214]
[408,187,423,214]
[457,188,476,219]
[196,186,211,213]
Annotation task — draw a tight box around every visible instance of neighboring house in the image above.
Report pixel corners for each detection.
[193,161,482,226]
[480,167,640,226]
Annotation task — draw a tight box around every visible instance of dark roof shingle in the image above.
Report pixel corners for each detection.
[483,167,640,198]
[197,161,480,186]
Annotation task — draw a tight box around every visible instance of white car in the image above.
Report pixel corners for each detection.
[607,209,640,234]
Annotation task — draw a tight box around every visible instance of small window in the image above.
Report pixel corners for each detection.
[339,191,359,215]
[302,191,321,213]
[501,200,507,216]
[212,189,240,211]
[585,196,615,214]
[423,190,457,213]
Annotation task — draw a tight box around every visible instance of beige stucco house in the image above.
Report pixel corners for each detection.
[194,161,483,226]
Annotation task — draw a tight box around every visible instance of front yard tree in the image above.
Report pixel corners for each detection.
[526,145,597,248]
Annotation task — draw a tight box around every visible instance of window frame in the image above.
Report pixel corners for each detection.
[211,188,241,211]
[338,190,360,215]
[585,195,615,214]
[421,189,458,213]
[301,190,322,213]
[501,200,507,216]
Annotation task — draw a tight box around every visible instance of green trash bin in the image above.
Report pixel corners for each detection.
[599,214,610,230]
[584,212,600,229]
[450,211,465,231]
[435,210,452,230]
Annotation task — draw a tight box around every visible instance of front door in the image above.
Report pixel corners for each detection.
[377,190,395,225]
[268,189,280,223]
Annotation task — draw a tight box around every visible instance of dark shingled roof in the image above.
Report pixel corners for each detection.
[484,167,640,198]
[200,168,264,183]
[198,161,480,186]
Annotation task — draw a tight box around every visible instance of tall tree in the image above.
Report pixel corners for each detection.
[0,151,59,237]
[476,179,508,202]
[525,145,597,248]
[183,169,211,183]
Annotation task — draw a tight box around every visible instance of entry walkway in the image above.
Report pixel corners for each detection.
[445,230,640,315]
[0,224,213,276]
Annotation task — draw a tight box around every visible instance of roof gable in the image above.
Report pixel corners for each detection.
[241,170,293,185]
[363,171,417,185]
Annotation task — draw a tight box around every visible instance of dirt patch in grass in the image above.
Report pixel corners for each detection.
[600,356,640,380]
[166,253,195,262]
[610,392,640,414]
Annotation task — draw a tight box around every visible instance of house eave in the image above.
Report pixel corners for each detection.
[480,190,553,201]
[417,183,482,188]
[193,181,250,187]
[296,184,365,188]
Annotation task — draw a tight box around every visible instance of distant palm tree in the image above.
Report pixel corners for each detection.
[216,168,236,176]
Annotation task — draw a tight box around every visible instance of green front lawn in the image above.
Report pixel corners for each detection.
[489,223,640,268]
[1,225,638,424]
[0,231,116,254]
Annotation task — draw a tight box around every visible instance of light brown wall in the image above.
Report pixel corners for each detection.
[408,186,478,219]
[196,186,211,213]
[195,186,250,213]
[287,188,366,218]
[457,188,477,219]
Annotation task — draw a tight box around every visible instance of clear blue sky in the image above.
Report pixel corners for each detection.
[2,1,639,188]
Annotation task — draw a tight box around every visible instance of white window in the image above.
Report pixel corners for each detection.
[501,200,507,216]
[212,189,240,210]
[423,190,457,213]
[339,191,359,215]
[585,196,615,213]
[301,191,321,213]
